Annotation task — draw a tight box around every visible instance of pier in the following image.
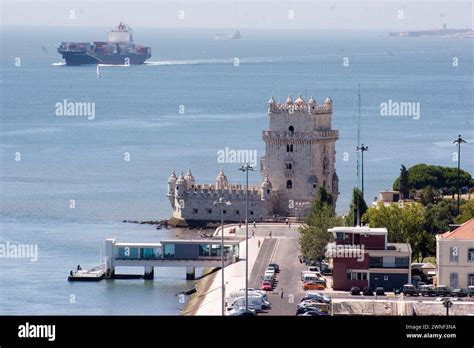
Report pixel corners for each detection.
[69,238,241,281]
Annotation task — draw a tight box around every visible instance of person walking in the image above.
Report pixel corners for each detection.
[269,230,272,238]
[280,288,284,299]
[257,240,261,248]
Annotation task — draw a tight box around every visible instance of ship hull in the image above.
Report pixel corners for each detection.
[59,50,151,66]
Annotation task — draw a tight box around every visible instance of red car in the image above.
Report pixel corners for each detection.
[261,281,272,291]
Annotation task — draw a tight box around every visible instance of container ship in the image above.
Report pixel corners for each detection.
[58,22,151,66]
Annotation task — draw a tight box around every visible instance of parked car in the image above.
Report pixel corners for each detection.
[417,281,426,288]
[230,290,268,302]
[268,263,280,272]
[303,282,325,291]
[362,287,374,296]
[433,285,451,297]
[296,306,327,315]
[451,288,468,297]
[402,284,419,296]
[307,266,320,273]
[228,295,270,311]
[299,310,328,316]
[263,274,274,284]
[419,285,435,297]
[375,287,385,296]
[229,306,257,316]
[300,292,331,304]
[350,287,361,295]
[261,281,273,291]
[468,286,474,297]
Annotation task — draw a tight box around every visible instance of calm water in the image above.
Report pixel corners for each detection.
[0,28,473,314]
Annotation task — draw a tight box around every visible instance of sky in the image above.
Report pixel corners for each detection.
[1,0,472,30]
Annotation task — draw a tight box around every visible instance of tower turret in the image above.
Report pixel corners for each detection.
[167,170,177,196]
[176,171,187,197]
[260,174,272,200]
[184,168,195,189]
[215,169,229,190]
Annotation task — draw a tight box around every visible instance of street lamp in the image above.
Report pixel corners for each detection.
[442,297,453,316]
[453,135,467,215]
[214,197,231,316]
[239,163,254,313]
[356,144,368,226]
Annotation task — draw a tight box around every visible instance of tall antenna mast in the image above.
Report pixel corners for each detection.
[357,84,361,188]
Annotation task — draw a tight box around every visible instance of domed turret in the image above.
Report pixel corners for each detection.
[294,94,305,106]
[176,171,187,197]
[286,95,293,105]
[324,96,332,105]
[260,174,272,200]
[308,96,316,105]
[184,168,195,189]
[268,96,276,104]
[167,170,177,196]
[215,169,229,190]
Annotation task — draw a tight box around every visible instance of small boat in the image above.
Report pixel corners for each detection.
[214,30,241,40]
[68,265,105,281]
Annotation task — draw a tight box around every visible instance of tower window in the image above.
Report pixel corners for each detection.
[286,144,294,152]
[288,125,294,134]
[285,163,292,169]
[287,180,293,189]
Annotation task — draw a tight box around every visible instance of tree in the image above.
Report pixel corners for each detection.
[399,165,410,200]
[456,200,474,224]
[298,187,338,262]
[424,200,456,234]
[362,202,427,258]
[393,163,472,195]
[345,188,368,226]
[419,187,441,206]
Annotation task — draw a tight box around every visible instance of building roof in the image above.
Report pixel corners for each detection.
[438,218,474,240]
[328,226,388,235]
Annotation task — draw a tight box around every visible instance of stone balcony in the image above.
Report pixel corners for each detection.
[262,130,339,141]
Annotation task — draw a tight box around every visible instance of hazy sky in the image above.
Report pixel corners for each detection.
[1,0,472,30]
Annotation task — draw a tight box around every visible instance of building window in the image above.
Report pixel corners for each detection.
[468,274,474,286]
[450,272,459,288]
[223,210,226,214]
[468,248,474,262]
[369,257,383,268]
[192,208,198,214]
[349,272,367,281]
[450,247,459,262]
[395,257,409,268]
[206,209,212,214]
[250,211,254,215]
[288,125,294,133]
[235,210,240,215]
[286,144,294,152]
[384,275,388,281]
[313,183,317,188]
[287,180,292,189]
[285,163,292,169]
[266,189,270,194]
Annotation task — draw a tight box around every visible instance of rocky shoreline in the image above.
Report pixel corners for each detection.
[123,217,223,229]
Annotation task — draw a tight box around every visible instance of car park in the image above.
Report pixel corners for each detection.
[362,287,374,296]
[451,288,468,297]
[402,284,419,296]
[350,286,361,295]
[375,287,385,296]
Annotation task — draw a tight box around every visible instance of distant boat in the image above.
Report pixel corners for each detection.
[214,30,241,40]
[58,22,151,66]
[389,24,473,38]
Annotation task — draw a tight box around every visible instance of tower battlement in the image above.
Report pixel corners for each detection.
[268,94,332,115]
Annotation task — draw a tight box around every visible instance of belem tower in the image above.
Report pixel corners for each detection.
[167,94,339,226]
